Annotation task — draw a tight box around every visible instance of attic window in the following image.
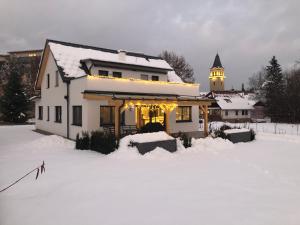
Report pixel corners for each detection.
[98,70,109,76]
[224,99,232,103]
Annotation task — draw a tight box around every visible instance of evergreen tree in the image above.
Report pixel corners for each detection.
[0,59,29,123]
[264,56,286,122]
[159,50,195,83]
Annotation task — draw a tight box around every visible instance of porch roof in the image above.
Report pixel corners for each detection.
[82,90,214,102]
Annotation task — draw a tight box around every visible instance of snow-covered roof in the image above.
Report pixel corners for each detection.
[215,94,254,110]
[167,70,183,83]
[48,41,173,79]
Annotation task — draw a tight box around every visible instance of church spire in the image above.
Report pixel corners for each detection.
[211,53,223,68]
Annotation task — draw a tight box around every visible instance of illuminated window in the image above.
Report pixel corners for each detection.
[72,106,82,126]
[113,71,122,78]
[141,74,149,80]
[98,70,109,76]
[100,106,115,126]
[176,106,192,122]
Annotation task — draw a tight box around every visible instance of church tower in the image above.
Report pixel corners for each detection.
[209,53,225,91]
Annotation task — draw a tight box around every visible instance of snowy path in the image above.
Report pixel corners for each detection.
[0,126,300,225]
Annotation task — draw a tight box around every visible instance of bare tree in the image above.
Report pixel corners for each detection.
[159,50,195,83]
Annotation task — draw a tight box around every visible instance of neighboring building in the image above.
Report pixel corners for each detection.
[34,40,213,140]
[206,92,254,122]
[209,53,225,91]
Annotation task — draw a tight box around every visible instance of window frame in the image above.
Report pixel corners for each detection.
[72,106,82,126]
[176,106,192,123]
[46,73,50,88]
[98,70,109,76]
[151,75,159,81]
[141,74,149,80]
[47,106,50,121]
[38,106,43,120]
[55,70,59,87]
[55,106,62,123]
[100,106,115,126]
[112,71,122,78]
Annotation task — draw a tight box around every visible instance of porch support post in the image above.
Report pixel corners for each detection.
[114,100,123,139]
[204,105,208,137]
[136,106,142,129]
[165,110,171,134]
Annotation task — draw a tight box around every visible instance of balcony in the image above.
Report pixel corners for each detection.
[85,75,200,96]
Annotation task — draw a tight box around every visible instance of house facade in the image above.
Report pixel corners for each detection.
[207,92,254,122]
[34,40,213,140]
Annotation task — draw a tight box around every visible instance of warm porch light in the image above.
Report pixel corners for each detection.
[87,75,198,87]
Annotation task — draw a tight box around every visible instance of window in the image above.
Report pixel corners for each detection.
[242,110,245,115]
[112,71,122,78]
[245,110,248,115]
[141,74,149,80]
[100,106,115,126]
[235,110,239,116]
[47,74,50,88]
[55,71,59,87]
[72,106,82,126]
[47,106,50,121]
[176,106,192,122]
[98,70,109,76]
[152,76,159,81]
[38,106,43,120]
[225,110,228,116]
[55,106,62,123]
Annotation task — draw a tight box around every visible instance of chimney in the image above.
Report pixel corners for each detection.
[118,49,126,61]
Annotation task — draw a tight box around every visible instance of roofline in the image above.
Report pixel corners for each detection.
[83,90,214,102]
[8,49,43,54]
[45,39,164,60]
[82,58,172,72]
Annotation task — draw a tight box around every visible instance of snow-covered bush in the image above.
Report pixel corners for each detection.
[139,122,165,133]
[90,131,118,154]
[75,131,90,150]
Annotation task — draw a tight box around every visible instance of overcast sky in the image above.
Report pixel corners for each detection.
[1,0,299,90]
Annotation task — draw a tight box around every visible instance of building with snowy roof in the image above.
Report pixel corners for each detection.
[34,40,213,140]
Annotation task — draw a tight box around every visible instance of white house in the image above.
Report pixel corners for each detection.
[34,40,213,140]
[207,92,254,122]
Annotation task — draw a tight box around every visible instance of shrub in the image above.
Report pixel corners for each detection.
[90,130,118,154]
[250,128,256,141]
[179,132,192,148]
[139,122,165,133]
[75,131,90,150]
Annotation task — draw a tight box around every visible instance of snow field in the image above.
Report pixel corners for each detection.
[0,125,300,225]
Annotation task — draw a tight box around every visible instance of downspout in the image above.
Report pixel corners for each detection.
[65,80,70,139]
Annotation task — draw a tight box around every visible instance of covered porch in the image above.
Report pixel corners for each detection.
[83,91,213,138]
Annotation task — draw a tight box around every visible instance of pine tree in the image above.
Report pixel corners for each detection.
[0,59,29,123]
[264,56,286,122]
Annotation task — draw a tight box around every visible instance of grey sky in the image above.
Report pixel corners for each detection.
[1,0,299,90]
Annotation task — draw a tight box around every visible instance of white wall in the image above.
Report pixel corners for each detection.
[35,53,68,137]
[90,66,168,81]
[221,109,251,119]
[169,105,199,133]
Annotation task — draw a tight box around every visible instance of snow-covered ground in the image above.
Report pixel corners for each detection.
[1,125,300,225]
